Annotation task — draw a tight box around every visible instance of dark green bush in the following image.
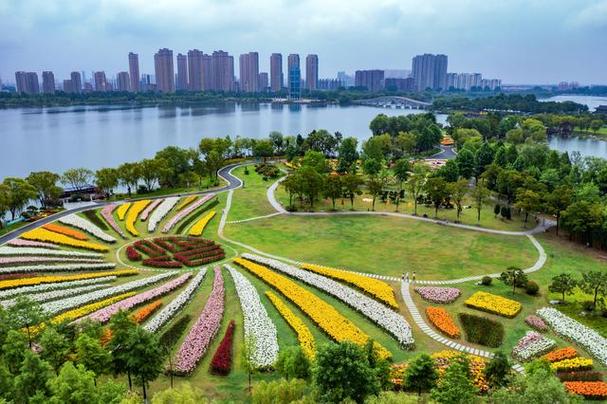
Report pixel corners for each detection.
[458,313,504,347]
[83,210,108,230]
[159,315,192,349]
[557,370,603,382]
[525,280,539,295]
[481,276,492,286]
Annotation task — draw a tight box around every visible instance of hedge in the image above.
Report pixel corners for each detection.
[458,313,504,347]
[83,210,109,230]
[159,315,192,349]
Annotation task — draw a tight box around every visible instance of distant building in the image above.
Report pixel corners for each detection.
[317,79,342,90]
[70,71,82,93]
[305,54,318,91]
[354,70,384,92]
[176,53,188,91]
[337,71,354,87]
[239,52,259,92]
[558,81,579,91]
[128,52,140,92]
[480,78,501,91]
[270,53,283,92]
[117,71,130,91]
[411,53,448,91]
[201,53,213,91]
[62,79,73,93]
[15,71,40,94]
[258,72,269,92]
[288,54,301,99]
[384,77,415,92]
[446,72,496,91]
[384,69,411,79]
[154,48,175,93]
[211,50,234,92]
[94,71,107,92]
[187,49,203,91]
[42,71,55,94]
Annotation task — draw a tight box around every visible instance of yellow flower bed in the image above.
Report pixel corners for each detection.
[116,202,132,221]
[266,290,315,358]
[20,228,109,252]
[301,263,398,309]
[234,257,390,358]
[175,195,197,211]
[432,350,489,392]
[464,291,521,318]
[0,270,138,290]
[188,211,216,236]
[551,357,594,372]
[125,200,151,236]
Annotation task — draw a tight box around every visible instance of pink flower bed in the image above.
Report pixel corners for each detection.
[7,239,59,249]
[100,204,126,238]
[525,315,548,332]
[162,194,215,233]
[80,273,192,323]
[140,199,163,221]
[414,287,461,304]
[0,256,104,265]
[173,266,224,374]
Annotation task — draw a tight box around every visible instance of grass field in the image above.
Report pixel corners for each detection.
[226,166,284,222]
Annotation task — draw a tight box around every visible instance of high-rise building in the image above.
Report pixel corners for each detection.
[201,54,213,91]
[176,53,188,91]
[337,71,354,87]
[211,50,234,92]
[70,71,82,93]
[154,48,175,93]
[117,72,130,91]
[62,79,73,93]
[42,71,55,94]
[270,53,283,92]
[411,53,448,91]
[15,71,40,94]
[354,70,384,92]
[305,54,318,91]
[94,71,107,92]
[239,52,259,93]
[128,52,140,92]
[384,77,415,92]
[317,79,342,90]
[187,49,203,91]
[258,72,269,91]
[288,54,300,99]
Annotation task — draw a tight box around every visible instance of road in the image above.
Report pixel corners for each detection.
[431,145,457,159]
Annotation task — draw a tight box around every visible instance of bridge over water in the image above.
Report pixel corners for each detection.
[353,96,432,109]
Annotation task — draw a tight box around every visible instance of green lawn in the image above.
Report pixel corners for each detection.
[227,166,284,222]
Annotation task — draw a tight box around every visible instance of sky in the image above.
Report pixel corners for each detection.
[0,0,606,85]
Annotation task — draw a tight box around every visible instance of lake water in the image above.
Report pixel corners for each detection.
[541,94,607,112]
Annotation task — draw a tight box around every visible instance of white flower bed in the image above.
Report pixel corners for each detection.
[148,197,179,232]
[0,257,104,265]
[144,269,207,333]
[58,214,117,243]
[0,247,102,258]
[140,199,163,221]
[41,271,176,316]
[0,262,116,274]
[511,331,556,361]
[225,264,279,368]
[7,239,60,249]
[537,307,607,366]
[1,283,111,308]
[162,194,214,233]
[0,276,117,299]
[243,254,415,347]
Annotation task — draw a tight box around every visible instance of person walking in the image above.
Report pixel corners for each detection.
[412,271,416,283]
[405,272,410,283]
[401,273,405,282]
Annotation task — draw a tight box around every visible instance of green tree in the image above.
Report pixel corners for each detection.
[302,150,327,173]
[548,274,577,303]
[75,333,111,385]
[252,139,274,162]
[39,326,70,375]
[367,177,383,212]
[514,188,542,225]
[275,347,311,380]
[342,174,364,210]
[589,119,602,133]
[47,362,99,404]
[403,353,438,395]
[0,306,9,347]
[337,137,359,173]
[204,150,224,182]
[471,178,490,224]
[448,179,469,222]
[363,158,382,177]
[544,185,573,236]
[13,351,53,403]
[152,383,209,404]
[393,159,410,192]
[61,168,94,192]
[26,171,62,208]
[156,146,194,187]
[407,164,429,215]
[424,176,449,218]
[298,166,325,208]
[7,296,46,348]
[324,174,343,210]
[579,271,607,309]
[124,327,165,401]
[269,131,284,155]
[2,330,29,374]
[484,351,511,389]
[456,149,475,179]
[500,267,528,294]
[138,158,165,191]
[106,311,137,390]
[0,184,10,228]
[0,360,14,401]
[251,379,308,404]
[2,178,37,220]
[117,162,141,197]
[431,355,478,404]
[95,168,119,196]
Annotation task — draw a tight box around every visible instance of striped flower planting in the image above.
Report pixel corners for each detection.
[162,194,215,233]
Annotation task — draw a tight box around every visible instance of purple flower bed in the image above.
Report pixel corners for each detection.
[140,199,163,221]
[173,266,224,375]
[81,273,192,323]
[162,194,215,233]
[414,287,461,304]
[7,239,59,249]
[525,315,548,332]
[100,204,126,238]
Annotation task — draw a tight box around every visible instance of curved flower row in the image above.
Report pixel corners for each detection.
[81,272,192,323]
[551,357,593,372]
[0,256,104,266]
[144,269,207,333]
[0,271,134,294]
[266,290,315,358]
[511,331,556,361]
[175,195,197,211]
[426,307,460,339]
[43,223,89,240]
[173,267,225,375]
[537,307,607,366]
[243,254,414,347]
[116,202,132,221]
[6,239,59,249]
[20,228,110,252]
[1,283,111,308]
[162,194,215,233]
[210,320,235,375]
[0,262,116,275]
[224,264,279,367]
[188,211,216,236]
[132,300,163,323]
[148,197,179,232]
[563,381,607,399]
[525,315,548,332]
[45,292,136,329]
[301,263,398,309]
[125,200,151,236]
[234,258,389,358]
[58,214,117,243]
[465,291,521,318]
[0,246,102,258]
[415,286,461,304]
[41,271,176,316]
[140,199,163,221]
[100,204,126,238]
[543,347,578,363]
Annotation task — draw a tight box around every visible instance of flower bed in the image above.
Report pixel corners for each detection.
[210,320,235,376]
[0,256,105,266]
[426,307,460,339]
[130,236,225,268]
[0,246,103,258]
[126,246,141,261]
[162,194,215,233]
[175,195,197,211]
[125,200,151,236]
[537,307,607,366]
[0,271,134,295]
[140,199,163,221]
[43,223,89,240]
[158,315,192,349]
[0,262,116,275]
[464,291,521,318]
[45,292,136,328]
[100,204,126,238]
[552,357,593,372]
[0,273,40,281]
[6,239,59,249]
[432,350,489,393]
[243,254,414,348]
[1,283,111,308]
[557,370,603,382]
[458,313,504,347]
[58,214,116,243]
[20,228,109,252]
[525,315,548,332]
[132,300,163,323]
[563,381,607,400]
[301,263,398,309]
[267,290,315,358]
[188,211,216,236]
[225,264,279,367]
[173,267,224,375]
[116,202,131,221]
[148,197,179,232]
[415,287,461,304]
[543,347,578,363]
[511,331,556,361]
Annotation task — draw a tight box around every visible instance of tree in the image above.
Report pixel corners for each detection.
[579,271,607,309]
[0,184,10,228]
[403,354,438,395]
[424,177,449,218]
[342,174,364,210]
[500,267,528,294]
[156,146,193,187]
[26,171,62,208]
[544,185,573,236]
[430,355,478,404]
[302,150,327,173]
[363,158,382,177]
[61,168,94,191]
[2,178,37,220]
[138,158,164,191]
[474,142,495,180]
[48,362,99,404]
[242,334,257,394]
[7,296,46,347]
[13,351,53,403]
[324,174,343,210]
[449,179,469,222]
[106,311,137,390]
[252,139,274,162]
[393,159,410,192]
[2,330,29,374]
[282,174,303,209]
[561,201,603,247]
[117,162,141,197]
[269,131,284,155]
[204,150,224,182]
[548,274,577,303]
[484,351,511,389]
[367,177,383,211]
[514,188,542,225]
[407,164,429,215]
[124,327,165,401]
[251,379,307,404]
[76,333,111,385]
[456,149,476,180]
[39,326,70,375]
[275,347,311,380]
[590,119,602,133]
[298,166,325,208]
[471,178,490,224]
[337,137,359,173]
[95,168,119,196]
[152,383,209,404]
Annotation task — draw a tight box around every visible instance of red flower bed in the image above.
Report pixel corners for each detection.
[129,236,224,268]
[142,258,183,268]
[126,246,142,261]
[210,320,235,375]
[0,273,40,281]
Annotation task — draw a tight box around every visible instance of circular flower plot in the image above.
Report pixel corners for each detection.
[127,236,225,268]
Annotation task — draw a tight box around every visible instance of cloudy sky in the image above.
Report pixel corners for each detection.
[0,0,606,85]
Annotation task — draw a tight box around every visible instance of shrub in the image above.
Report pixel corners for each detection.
[159,315,192,349]
[83,210,108,230]
[252,379,308,404]
[481,276,492,286]
[458,313,504,347]
[210,320,235,376]
[526,280,540,295]
[581,300,595,311]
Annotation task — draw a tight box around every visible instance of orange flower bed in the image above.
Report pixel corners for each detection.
[564,381,607,400]
[426,307,460,339]
[100,300,162,345]
[43,223,89,240]
[543,347,577,363]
